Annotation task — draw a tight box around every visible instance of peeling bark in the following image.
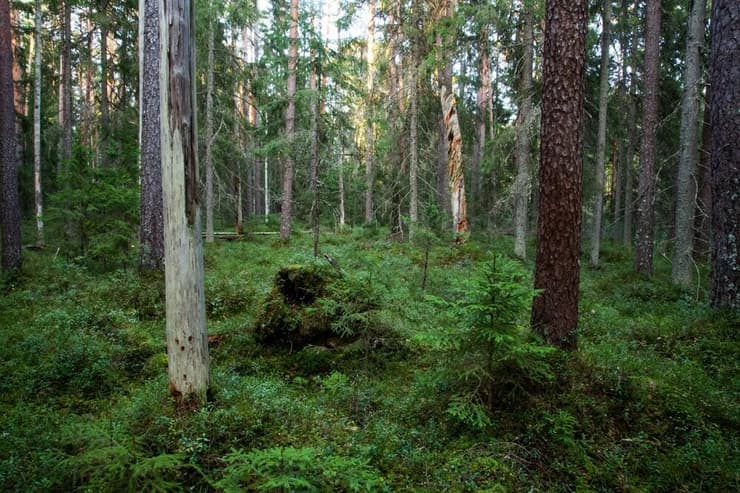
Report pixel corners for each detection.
[440,85,468,240]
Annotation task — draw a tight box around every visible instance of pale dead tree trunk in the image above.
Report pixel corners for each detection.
[671,0,706,287]
[409,56,419,238]
[280,0,298,240]
[160,0,209,406]
[513,9,534,259]
[634,0,661,276]
[139,0,164,270]
[34,0,44,248]
[440,85,468,240]
[338,150,346,230]
[472,27,490,210]
[693,84,711,258]
[364,0,376,223]
[205,13,215,243]
[0,0,21,273]
[309,44,320,257]
[589,0,612,268]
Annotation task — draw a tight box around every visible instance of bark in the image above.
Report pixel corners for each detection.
[139,0,164,271]
[100,0,109,165]
[364,0,375,223]
[472,27,490,210]
[589,0,612,268]
[0,0,21,272]
[60,0,72,168]
[671,0,706,286]
[531,0,588,349]
[280,0,298,240]
[309,51,320,257]
[338,151,345,230]
[34,0,44,248]
[409,61,419,237]
[160,0,209,405]
[693,84,711,258]
[513,9,534,260]
[440,85,468,240]
[633,0,661,276]
[205,14,215,243]
[708,0,739,309]
[623,68,637,247]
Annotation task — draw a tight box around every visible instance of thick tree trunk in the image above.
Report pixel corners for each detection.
[708,0,739,309]
[139,0,164,271]
[513,9,534,260]
[0,0,21,272]
[531,0,587,349]
[34,0,44,248]
[205,15,215,243]
[364,0,375,224]
[280,0,298,240]
[671,0,706,286]
[634,0,661,276]
[440,85,468,240]
[589,0,611,268]
[160,0,209,406]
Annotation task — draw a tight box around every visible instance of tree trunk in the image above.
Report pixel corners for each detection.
[623,64,637,247]
[589,0,612,268]
[364,0,375,224]
[338,150,345,230]
[409,60,419,238]
[160,0,209,406]
[693,84,711,258]
[513,9,534,260]
[0,0,21,273]
[139,0,164,271]
[60,0,72,168]
[205,14,215,243]
[472,28,489,213]
[309,49,320,256]
[708,0,739,309]
[280,0,298,240]
[99,0,109,166]
[671,0,706,286]
[633,0,661,276]
[440,85,468,240]
[34,0,44,248]
[531,0,587,349]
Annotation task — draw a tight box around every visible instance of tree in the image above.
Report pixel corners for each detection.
[531,0,588,349]
[589,0,612,268]
[513,8,534,260]
[0,0,21,273]
[60,0,72,171]
[160,0,209,405]
[280,0,298,240]
[33,0,44,248]
[708,0,739,309]
[633,0,661,276]
[138,0,164,270]
[204,9,215,243]
[364,0,376,224]
[671,0,706,286]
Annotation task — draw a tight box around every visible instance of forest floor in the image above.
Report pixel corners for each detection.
[1,225,737,492]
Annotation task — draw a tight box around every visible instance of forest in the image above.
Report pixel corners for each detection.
[0,0,738,491]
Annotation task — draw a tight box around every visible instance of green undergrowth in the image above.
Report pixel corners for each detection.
[1,236,737,492]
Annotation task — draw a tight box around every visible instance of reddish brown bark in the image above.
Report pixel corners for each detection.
[531,0,588,349]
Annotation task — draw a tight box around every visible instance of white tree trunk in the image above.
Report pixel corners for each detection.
[33,0,43,248]
[205,14,215,243]
[160,0,209,406]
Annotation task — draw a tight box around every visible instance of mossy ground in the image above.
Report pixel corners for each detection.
[1,228,737,492]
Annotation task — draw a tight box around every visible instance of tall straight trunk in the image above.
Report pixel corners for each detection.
[204,15,215,242]
[338,149,345,230]
[513,9,534,259]
[364,0,375,223]
[409,62,419,237]
[309,51,320,256]
[708,0,739,309]
[472,28,490,210]
[280,0,298,240]
[160,0,209,405]
[60,0,72,167]
[634,0,661,276]
[671,0,706,286]
[99,0,109,165]
[34,0,44,248]
[589,0,612,268]
[693,84,711,258]
[139,0,164,270]
[0,0,21,272]
[531,0,587,349]
[623,72,637,247]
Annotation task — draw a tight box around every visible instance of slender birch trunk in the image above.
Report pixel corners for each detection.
[34,0,44,248]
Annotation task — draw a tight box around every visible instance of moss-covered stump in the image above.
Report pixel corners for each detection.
[255,264,340,348]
